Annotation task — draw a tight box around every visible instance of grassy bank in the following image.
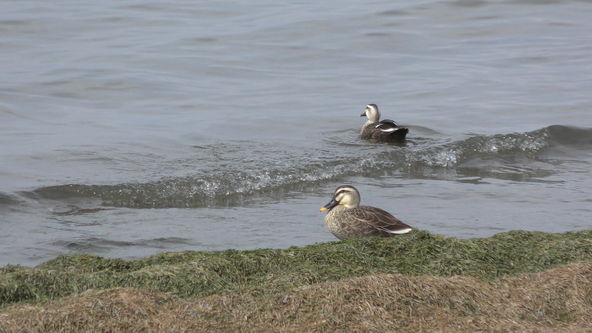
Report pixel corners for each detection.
[1,229,592,309]
[2,262,591,332]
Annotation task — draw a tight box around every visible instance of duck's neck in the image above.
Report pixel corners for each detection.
[330,202,358,212]
[327,205,349,216]
[361,120,375,134]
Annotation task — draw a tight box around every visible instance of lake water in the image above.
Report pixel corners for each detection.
[1,0,592,266]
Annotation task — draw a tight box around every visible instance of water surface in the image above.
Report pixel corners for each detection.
[1,0,592,266]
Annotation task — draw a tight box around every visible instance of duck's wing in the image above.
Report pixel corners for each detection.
[375,119,403,133]
[347,206,412,235]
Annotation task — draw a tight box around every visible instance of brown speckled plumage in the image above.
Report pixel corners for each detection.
[321,185,412,240]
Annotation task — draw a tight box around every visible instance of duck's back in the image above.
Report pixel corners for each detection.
[361,122,408,142]
[325,205,412,239]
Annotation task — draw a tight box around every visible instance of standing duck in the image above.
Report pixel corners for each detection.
[360,104,409,142]
[320,185,412,239]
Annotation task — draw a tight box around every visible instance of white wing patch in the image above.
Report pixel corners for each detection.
[378,127,398,133]
[375,121,404,133]
[386,227,412,234]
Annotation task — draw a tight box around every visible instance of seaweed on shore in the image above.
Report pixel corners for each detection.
[1,229,592,308]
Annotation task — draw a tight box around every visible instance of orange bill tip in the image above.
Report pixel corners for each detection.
[319,207,328,212]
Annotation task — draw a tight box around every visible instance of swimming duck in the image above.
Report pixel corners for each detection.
[360,104,409,142]
[319,185,412,239]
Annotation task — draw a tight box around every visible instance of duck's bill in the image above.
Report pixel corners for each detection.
[360,112,366,117]
[320,198,339,212]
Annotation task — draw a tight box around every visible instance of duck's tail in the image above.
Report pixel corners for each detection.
[387,127,409,141]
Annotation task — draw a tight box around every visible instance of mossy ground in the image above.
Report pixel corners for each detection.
[1,229,592,332]
[1,262,592,332]
[1,229,592,308]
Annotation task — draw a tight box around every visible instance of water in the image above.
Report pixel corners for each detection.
[1,0,592,266]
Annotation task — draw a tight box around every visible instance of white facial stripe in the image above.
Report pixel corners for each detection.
[335,188,355,203]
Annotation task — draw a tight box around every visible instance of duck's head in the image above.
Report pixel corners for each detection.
[320,185,361,212]
[360,104,380,122]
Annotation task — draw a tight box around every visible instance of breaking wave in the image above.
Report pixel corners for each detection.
[21,125,592,208]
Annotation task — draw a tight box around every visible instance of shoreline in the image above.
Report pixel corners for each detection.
[1,229,592,331]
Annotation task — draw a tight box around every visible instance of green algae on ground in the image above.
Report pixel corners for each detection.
[1,230,592,307]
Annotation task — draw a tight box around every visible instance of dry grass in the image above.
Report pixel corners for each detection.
[2,262,591,333]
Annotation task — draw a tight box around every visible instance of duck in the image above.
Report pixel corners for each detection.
[319,185,412,239]
[360,104,409,142]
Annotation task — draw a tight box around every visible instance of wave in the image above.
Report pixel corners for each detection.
[0,192,22,210]
[50,237,195,253]
[22,125,592,209]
